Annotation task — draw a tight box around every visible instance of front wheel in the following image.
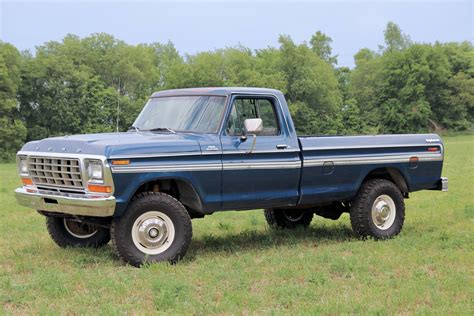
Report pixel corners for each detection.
[350,179,405,239]
[46,216,110,248]
[264,208,313,229]
[111,192,192,267]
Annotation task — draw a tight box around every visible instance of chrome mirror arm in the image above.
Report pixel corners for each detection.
[246,134,257,154]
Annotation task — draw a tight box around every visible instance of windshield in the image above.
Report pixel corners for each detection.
[133,95,227,133]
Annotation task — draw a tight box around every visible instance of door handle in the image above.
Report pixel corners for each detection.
[276,144,288,150]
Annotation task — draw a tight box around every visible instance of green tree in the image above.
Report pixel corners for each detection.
[289,101,342,135]
[432,42,474,130]
[253,47,287,91]
[0,42,27,161]
[348,48,384,131]
[18,51,121,140]
[149,41,183,89]
[335,66,351,102]
[340,98,373,135]
[350,22,473,133]
[278,35,342,114]
[310,31,337,65]
[382,21,411,52]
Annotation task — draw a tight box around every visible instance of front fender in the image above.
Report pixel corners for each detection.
[111,171,213,217]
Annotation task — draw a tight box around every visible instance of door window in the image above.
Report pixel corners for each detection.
[226,97,280,136]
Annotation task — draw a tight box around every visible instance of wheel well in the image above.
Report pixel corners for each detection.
[362,167,409,196]
[132,179,204,216]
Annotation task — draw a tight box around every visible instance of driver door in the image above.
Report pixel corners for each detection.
[219,95,300,210]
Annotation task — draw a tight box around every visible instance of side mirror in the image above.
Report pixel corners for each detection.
[244,118,263,134]
[242,118,263,154]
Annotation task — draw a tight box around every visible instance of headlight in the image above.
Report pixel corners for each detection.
[18,157,28,175]
[87,160,103,180]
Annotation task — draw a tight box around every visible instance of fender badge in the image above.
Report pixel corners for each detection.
[206,145,218,151]
[425,138,440,143]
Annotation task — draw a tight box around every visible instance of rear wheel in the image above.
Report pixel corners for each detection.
[111,192,192,267]
[264,208,313,229]
[350,179,405,239]
[46,216,110,248]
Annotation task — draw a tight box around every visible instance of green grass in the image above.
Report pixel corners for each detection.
[1,135,473,314]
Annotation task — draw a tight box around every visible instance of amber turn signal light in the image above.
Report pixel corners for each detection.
[112,159,130,165]
[88,184,112,193]
[21,177,33,186]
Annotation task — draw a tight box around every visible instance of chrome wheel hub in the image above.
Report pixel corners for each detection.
[149,228,159,238]
[371,195,396,230]
[137,218,168,248]
[132,211,175,255]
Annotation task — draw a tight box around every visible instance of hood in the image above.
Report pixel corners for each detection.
[20,132,213,158]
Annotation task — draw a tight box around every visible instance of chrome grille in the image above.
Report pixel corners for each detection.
[28,156,83,190]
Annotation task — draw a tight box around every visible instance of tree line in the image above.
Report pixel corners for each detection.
[0,22,472,161]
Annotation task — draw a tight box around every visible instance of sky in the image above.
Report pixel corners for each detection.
[0,0,472,68]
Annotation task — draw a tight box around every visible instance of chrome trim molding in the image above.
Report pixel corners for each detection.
[110,145,441,160]
[17,150,107,160]
[224,161,301,170]
[111,149,300,159]
[14,187,115,217]
[110,152,441,174]
[303,143,442,151]
[110,152,203,159]
[303,153,443,167]
[112,163,222,173]
[111,160,301,173]
[222,149,299,155]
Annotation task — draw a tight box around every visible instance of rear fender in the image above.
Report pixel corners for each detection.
[358,167,410,196]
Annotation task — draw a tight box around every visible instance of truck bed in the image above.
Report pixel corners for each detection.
[297,134,444,205]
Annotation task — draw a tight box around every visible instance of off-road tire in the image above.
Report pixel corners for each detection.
[111,192,192,267]
[350,179,405,239]
[264,208,313,229]
[46,216,110,248]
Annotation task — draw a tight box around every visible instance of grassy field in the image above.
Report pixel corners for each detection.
[1,135,473,314]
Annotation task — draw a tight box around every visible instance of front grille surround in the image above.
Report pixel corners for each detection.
[28,156,84,190]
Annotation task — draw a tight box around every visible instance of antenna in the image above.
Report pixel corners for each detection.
[116,77,120,132]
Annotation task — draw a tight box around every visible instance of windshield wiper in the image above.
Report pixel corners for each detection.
[128,125,140,132]
[148,127,176,134]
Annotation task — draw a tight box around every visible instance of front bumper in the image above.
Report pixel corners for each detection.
[14,187,116,217]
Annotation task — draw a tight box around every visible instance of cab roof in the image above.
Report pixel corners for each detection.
[151,87,283,98]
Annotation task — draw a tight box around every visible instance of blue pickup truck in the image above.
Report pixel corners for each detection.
[15,87,447,266]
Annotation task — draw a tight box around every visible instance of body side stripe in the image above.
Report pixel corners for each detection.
[304,154,442,167]
[109,144,441,159]
[303,143,442,151]
[110,153,441,173]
